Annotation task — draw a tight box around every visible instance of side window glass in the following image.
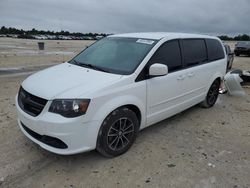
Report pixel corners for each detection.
[149,40,182,72]
[182,39,207,67]
[206,39,225,61]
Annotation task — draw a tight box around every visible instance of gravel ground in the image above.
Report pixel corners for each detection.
[0,38,250,188]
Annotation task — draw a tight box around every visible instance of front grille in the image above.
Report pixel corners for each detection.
[18,87,48,117]
[21,122,68,149]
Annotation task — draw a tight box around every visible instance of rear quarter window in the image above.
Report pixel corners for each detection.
[206,39,225,61]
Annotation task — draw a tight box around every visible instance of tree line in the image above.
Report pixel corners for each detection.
[0,26,108,37]
[218,34,250,41]
[1,26,250,41]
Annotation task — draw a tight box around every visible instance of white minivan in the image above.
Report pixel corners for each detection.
[16,33,227,157]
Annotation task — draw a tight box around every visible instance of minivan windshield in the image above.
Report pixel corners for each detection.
[69,37,157,75]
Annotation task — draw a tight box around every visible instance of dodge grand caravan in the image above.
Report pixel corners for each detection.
[16,33,227,157]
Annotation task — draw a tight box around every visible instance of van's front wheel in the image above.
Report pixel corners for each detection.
[96,108,139,157]
[200,79,220,108]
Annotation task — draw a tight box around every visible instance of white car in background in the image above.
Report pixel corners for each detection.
[16,32,227,157]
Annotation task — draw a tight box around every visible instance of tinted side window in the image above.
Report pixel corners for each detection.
[206,39,225,61]
[182,39,207,67]
[149,40,182,72]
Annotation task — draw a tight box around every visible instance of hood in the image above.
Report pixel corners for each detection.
[22,63,122,100]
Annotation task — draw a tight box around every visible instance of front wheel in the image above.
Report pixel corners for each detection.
[200,79,220,108]
[96,108,139,157]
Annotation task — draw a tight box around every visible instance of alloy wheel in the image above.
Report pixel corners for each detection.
[207,83,219,105]
[107,118,135,151]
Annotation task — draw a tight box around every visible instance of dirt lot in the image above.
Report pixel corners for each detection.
[0,38,250,188]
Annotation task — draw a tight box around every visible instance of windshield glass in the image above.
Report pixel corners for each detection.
[236,41,250,48]
[69,37,157,75]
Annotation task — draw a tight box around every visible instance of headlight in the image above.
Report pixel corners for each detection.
[49,99,90,118]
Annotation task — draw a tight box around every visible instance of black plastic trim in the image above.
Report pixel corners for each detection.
[18,87,47,117]
[21,122,68,149]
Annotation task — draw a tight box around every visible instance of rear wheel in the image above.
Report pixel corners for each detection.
[96,107,139,157]
[200,79,220,108]
[226,61,230,71]
[235,53,240,56]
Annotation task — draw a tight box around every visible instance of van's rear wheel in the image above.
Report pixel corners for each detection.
[96,108,139,157]
[200,79,220,108]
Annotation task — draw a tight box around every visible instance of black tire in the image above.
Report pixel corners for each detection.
[200,79,220,108]
[227,62,232,70]
[226,61,230,71]
[235,53,240,57]
[96,107,139,157]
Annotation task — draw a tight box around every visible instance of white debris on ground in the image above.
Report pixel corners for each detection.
[207,163,216,168]
[223,69,250,96]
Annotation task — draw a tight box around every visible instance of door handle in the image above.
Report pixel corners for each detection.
[177,75,185,80]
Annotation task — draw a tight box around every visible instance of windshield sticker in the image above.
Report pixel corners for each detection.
[136,39,155,45]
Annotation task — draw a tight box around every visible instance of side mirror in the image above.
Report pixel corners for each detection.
[149,63,168,77]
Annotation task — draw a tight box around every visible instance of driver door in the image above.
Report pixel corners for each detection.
[146,40,188,126]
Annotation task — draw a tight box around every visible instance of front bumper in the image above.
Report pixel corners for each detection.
[15,96,102,155]
[234,49,250,54]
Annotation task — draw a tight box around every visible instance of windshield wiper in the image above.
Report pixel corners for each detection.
[71,59,110,73]
[73,60,110,73]
[83,63,110,73]
[71,59,81,65]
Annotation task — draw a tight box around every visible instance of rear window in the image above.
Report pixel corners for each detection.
[206,39,225,61]
[182,39,207,66]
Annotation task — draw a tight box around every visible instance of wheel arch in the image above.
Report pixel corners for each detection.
[95,103,142,157]
[92,95,146,130]
[206,72,223,93]
[117,104,142,126]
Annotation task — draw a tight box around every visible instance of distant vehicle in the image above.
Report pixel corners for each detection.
[234,41,250,56]
[46,35,57,40]
[6,34,18,38]
[33,35,48,40]
[224,44,234,70]
[82,36,94,40]
[71,36,77,40]
[57,35,68,40]
[16,32,227,157]
[95,35,104,40]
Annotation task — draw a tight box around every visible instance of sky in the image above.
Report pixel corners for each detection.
[0,0,250,35]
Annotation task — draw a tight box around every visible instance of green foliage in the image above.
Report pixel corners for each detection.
[218,34,250,41]
[0,26,108,37]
